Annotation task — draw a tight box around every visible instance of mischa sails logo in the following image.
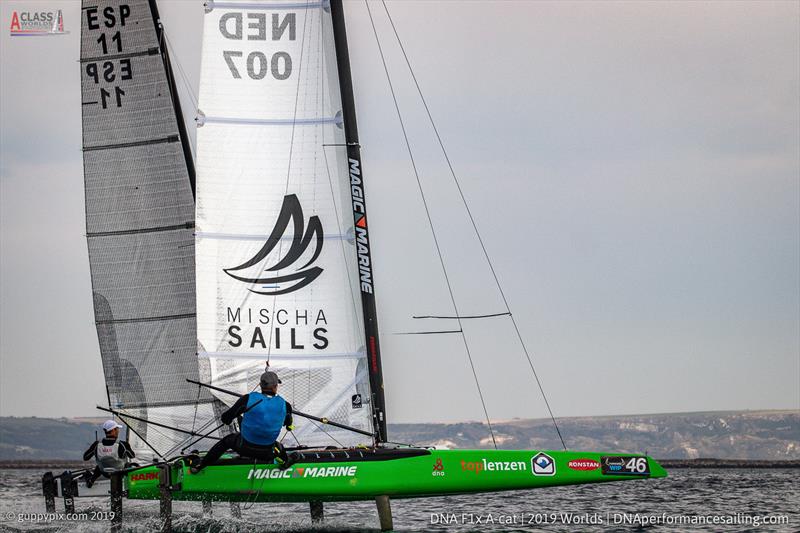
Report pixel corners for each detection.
[224,194,323,296]
[10,9,67,36]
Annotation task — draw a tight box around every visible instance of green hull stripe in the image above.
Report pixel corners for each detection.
[127,450,667,502]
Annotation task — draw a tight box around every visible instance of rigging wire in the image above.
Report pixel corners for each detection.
[307,418,344,448]
[123,417,166,460]
[203,3,313,360]
[414,312,511,320]
[164,416,219,457]
[393,329,462,335]
[159,28,198,170]
[380,1,567,451]
[364,0,497,450]
[162,30,199,112]
[264,4,312,365]
[189,379,202,441]
[288,428,302,447]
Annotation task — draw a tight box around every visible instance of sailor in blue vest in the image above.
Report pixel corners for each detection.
[191,371,293,473]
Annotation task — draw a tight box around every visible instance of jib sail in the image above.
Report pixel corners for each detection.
[80,0,216,458]
[195,0,384,446]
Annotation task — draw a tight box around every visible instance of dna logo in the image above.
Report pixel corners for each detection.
[432,458,445,476]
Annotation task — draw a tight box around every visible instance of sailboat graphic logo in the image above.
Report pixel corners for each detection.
[224,194,323,295]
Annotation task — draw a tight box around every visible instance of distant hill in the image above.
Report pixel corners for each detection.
[0,417,99,461]
[390,410,799,460]
[0,410,797,461]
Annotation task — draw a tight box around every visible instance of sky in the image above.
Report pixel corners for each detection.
[0,0,798,424]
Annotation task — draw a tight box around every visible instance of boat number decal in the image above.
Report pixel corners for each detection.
[567,458,601,471]
[432,458,445,477]
[600,456,650,475]
[531,453,556,476]
[218,12,295,81]
[83,5,133,111]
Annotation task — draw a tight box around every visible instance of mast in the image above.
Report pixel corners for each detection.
[148,0,196,197]
[330,0,388,443]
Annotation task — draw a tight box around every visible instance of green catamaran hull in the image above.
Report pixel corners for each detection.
[126,449,666,502]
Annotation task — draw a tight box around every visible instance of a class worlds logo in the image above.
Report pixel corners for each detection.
[224,194,323,295]
[9,9,67,36]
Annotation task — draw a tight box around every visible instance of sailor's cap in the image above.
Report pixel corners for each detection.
[260,371,282,388]
[102,420,123,432]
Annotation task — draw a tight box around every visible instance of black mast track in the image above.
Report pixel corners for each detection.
[330,0,388,443]
[148,0,197,198]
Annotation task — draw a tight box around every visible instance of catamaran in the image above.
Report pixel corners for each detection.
[58,0,666,528]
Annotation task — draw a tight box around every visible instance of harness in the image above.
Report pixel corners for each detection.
[240,393,286,446]
[95,439,125,472]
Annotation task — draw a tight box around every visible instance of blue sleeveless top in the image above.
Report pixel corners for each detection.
[240,392,286,446]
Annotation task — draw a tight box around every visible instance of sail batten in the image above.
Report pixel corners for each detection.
[207,1,328,10]
[200,116,341,125]
[196,231,351,242]
[198,351,365,360]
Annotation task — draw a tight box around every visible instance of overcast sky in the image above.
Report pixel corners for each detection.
[1,0,798,424]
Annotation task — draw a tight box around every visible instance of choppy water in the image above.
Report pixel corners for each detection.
[0,468,797,532]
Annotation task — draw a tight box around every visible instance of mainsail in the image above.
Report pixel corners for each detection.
[80,0,216,458]
[196,0,385,446]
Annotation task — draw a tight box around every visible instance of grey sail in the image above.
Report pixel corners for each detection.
[80,0,215,458]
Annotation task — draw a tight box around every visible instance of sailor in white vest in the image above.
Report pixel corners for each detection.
[191,371,293,473]
[82,420,135,487]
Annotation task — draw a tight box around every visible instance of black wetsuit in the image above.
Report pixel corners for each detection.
[82,438,135,485]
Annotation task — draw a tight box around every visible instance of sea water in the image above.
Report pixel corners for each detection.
[0,468,797,532]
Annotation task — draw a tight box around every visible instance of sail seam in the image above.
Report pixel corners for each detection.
[199,116,342,127]
[80,47,159,63]
[88,222,194,238]
[83,135,180,152]
[95,312,196,325]
[206,1,328,10]
[196,231,351,242]
[199,351,365,360]
[113,398,216,409]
